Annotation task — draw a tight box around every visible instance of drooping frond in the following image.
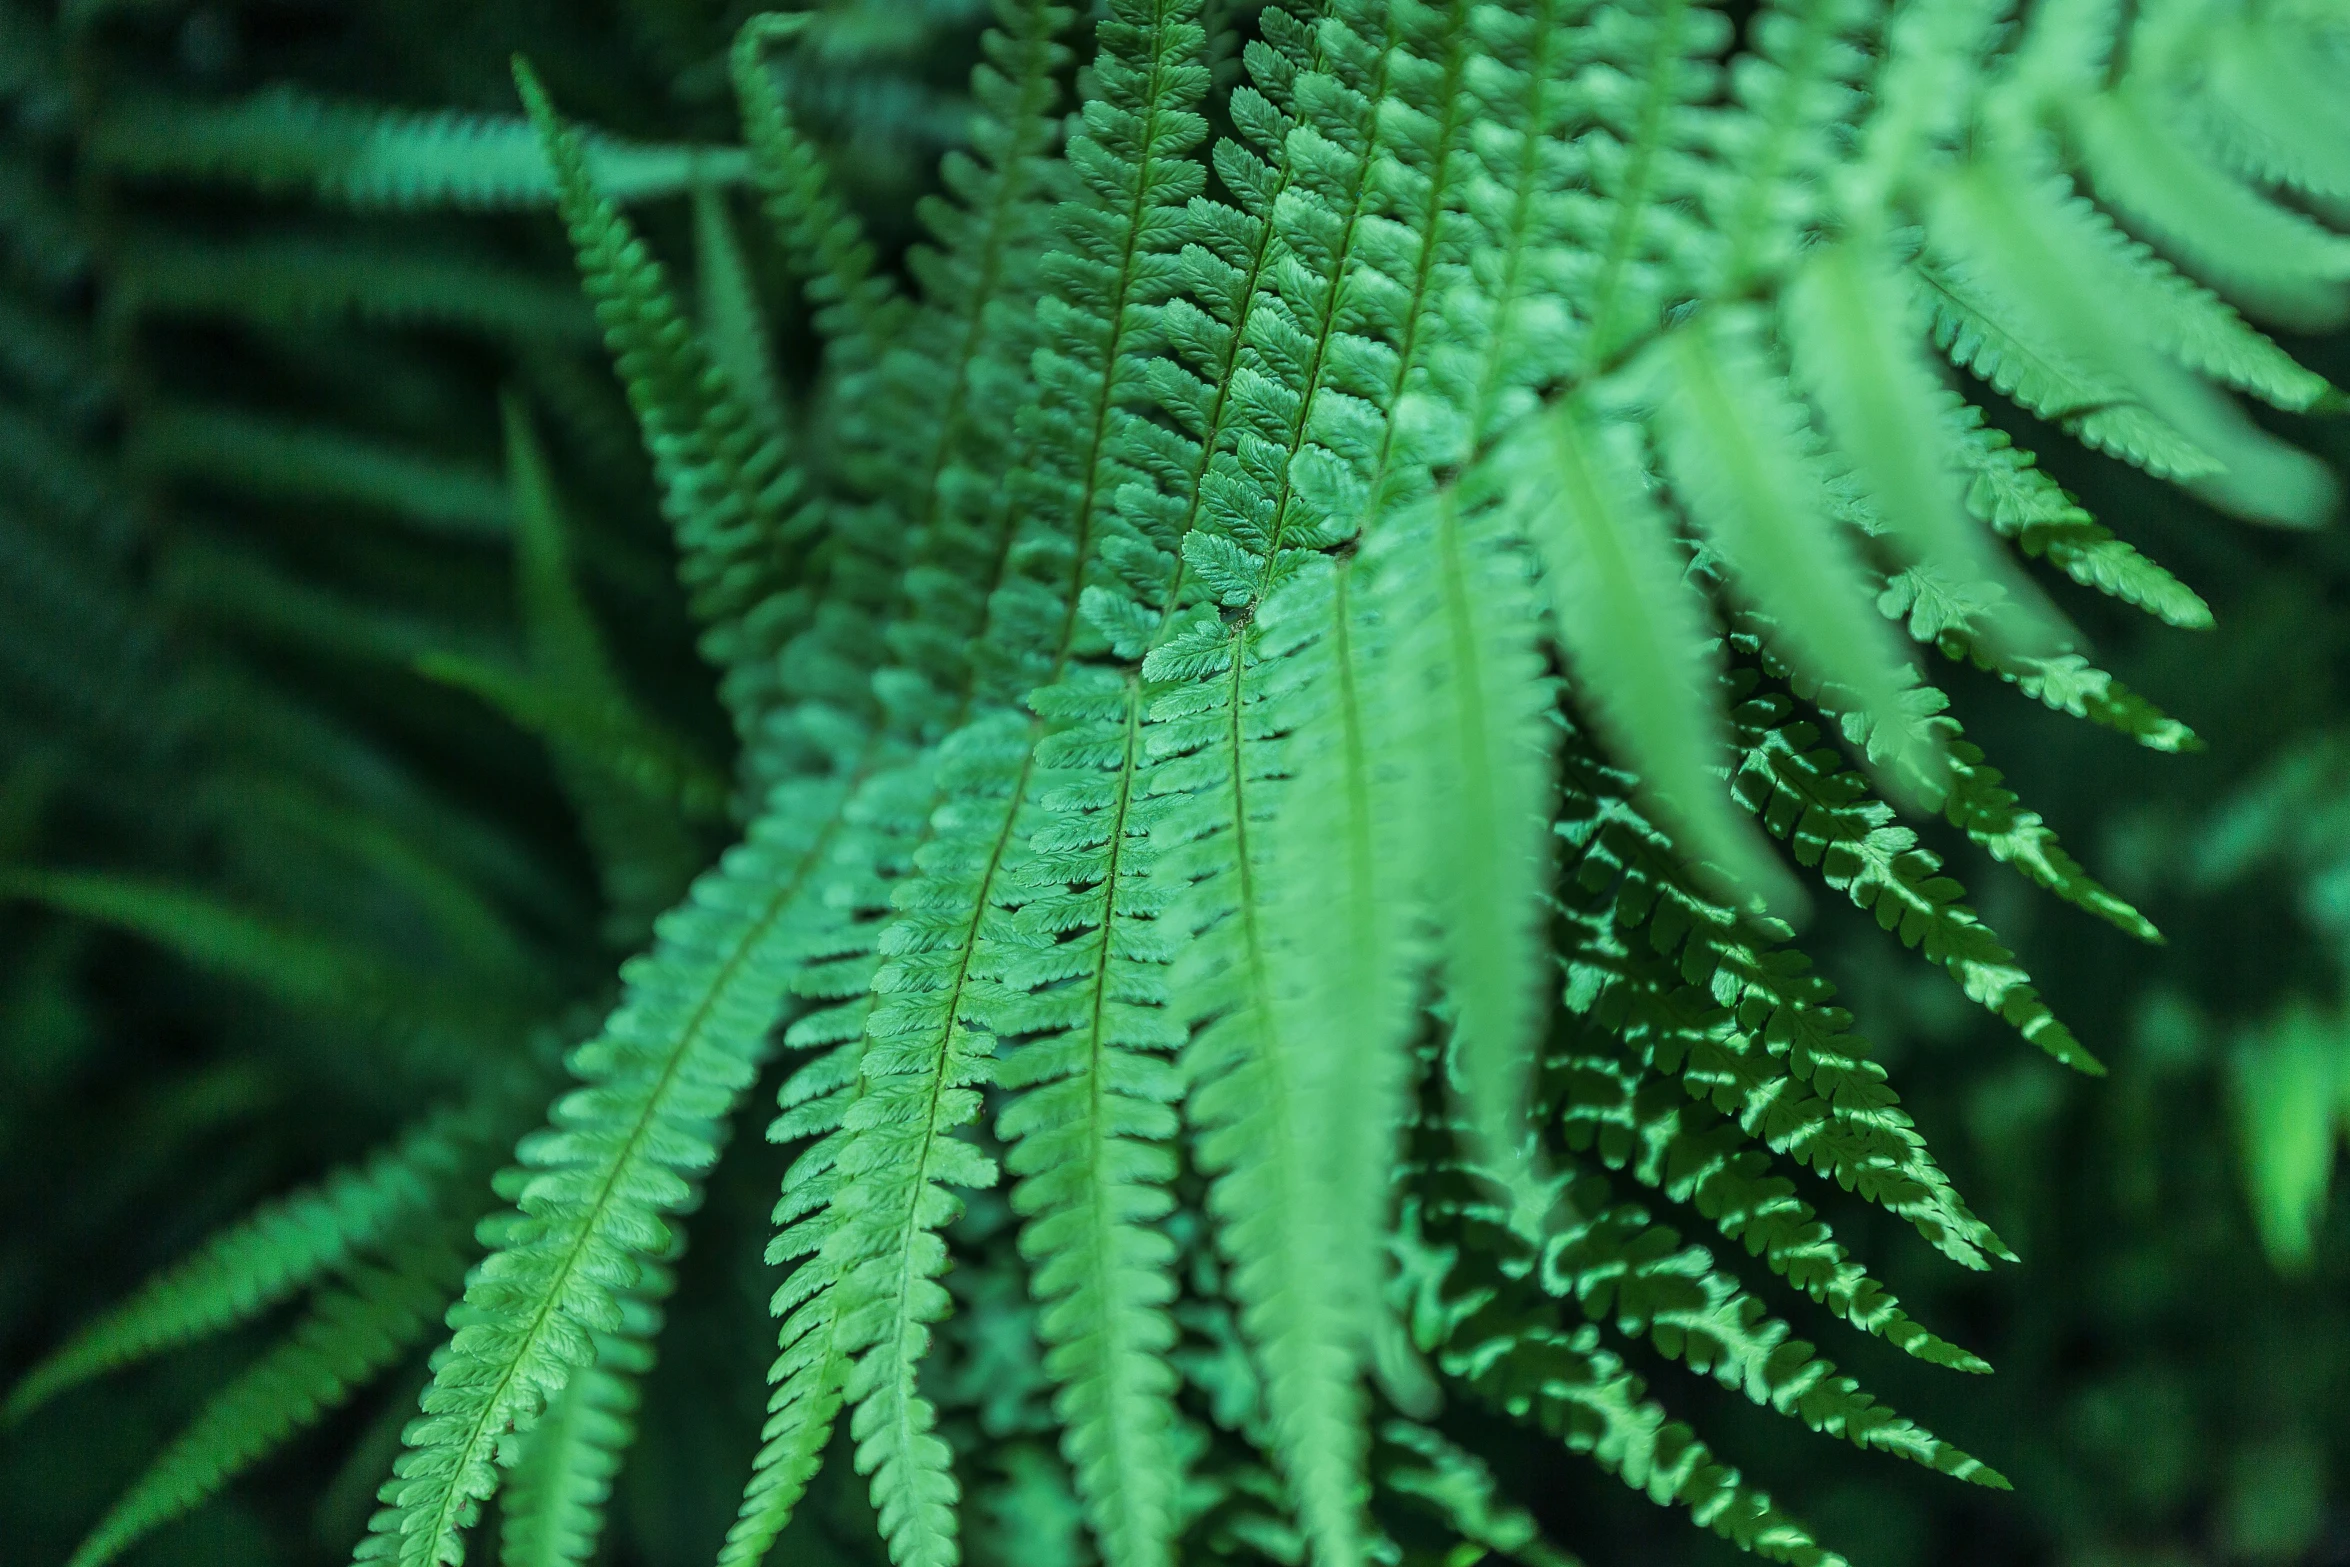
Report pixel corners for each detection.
[773,10,1212,1567]
[1481,402,1779,902]
[349,785,868,1567]
[66,1223,474,1567]
[1533,1176,2005,1484]
[1726,682,2103,1072]
[1555,727,2010,1270]
[496,1291,661,1567]
[4,1102,488,1423]
[1551,1050,1988,1369]
[1401,1150,1851,1567]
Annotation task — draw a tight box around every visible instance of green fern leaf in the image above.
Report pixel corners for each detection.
[1369,488,1560,1182]
[1727,686,2102,1073]
[731,15,910,368]
[128,402,511,540]
[117,234,596,340]
[68,1225,472,1567]
[92,87,746,209]
[4,1102,485,1423]
[1552,1051,1988,1370]
[518,59,816,764]
[1536,1182,2005,1485]
[0,870,525,1057]
[1486,401,1783,903]
[349,782,869,1567]
[497,1293,660,1567]
[992,672,1185,1567]
[1945,405,2212,631]
[1786,239,2060,657]
[1653,311,1933,790]
[2071,82,2350,329]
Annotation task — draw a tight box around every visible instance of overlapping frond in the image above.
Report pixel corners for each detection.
[27,4,2349,1567]
[4,1102,488,1423]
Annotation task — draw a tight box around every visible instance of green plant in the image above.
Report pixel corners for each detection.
[4,2,2346,1567]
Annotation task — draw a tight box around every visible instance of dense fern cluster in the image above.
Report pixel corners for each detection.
[5,1,2348,1566]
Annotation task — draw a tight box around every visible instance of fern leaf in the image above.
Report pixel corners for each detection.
[2071,83,2350,329]
[790,9,1211,1565]
[519,60,816,762]
[693,185,793,453]
[993,672,1185,1567]
[1409,1182,1851,1567]
[1537,1183,2004,1484]
[1253,553,1425,1424]
[732,15,909,367]
[67,1226,472,1567]
[1914,255,2217,483]
[1556,736,2011,1268]
[0,869,524,1055]
[1376,1421,1581,1567]
[1654,311,1932,789]
[128,401,511,540]
[92,87,747,209]
[2194,14,2350,207]
[1486,401,1783,903]
[1927,164,2337,526]
[350,782,867,1567]
[1370,488,1560,1180]
[1552,1051,1988,1370]
[4,1103,483,1422]
[2017,175,2336,412]
[497,1293,660,1567]
[1945,405,2212,631]
[117,234,596,340]
[1786,239,2060,657]
[1727,686,2102,1073]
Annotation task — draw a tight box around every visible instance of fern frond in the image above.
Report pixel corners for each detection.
[731,15,910,369]
[1376,1421,1580,1567]
[1484,401,1778,901]
[775,10,1212,1567]
[1406,1181,1849,1567]
[117,234,597,340]
[0,870,526,1056]
[1786,240,2059,657]
[1535,1182,2005,1484]
[2069,80,2350,330]
[1945,404,2212,631]
[1551,1051,1988,1371]
[1653,310,1931,788]
[1915,254,2217,483]
[67,1224,473,1567]
[4,1101,485,1422]
[128,401,511,540]
[92,87,748,209]
[519,60,817,765]
[350,779,871,1567]
[1556,734,2010,1268]
[497,1292,660,1567]
[992,672,1185,1567]
[1726,684,2102,1073]
[1368,487,1559,1183]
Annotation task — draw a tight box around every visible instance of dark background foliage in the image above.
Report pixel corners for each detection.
[2,3,2344,1566]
